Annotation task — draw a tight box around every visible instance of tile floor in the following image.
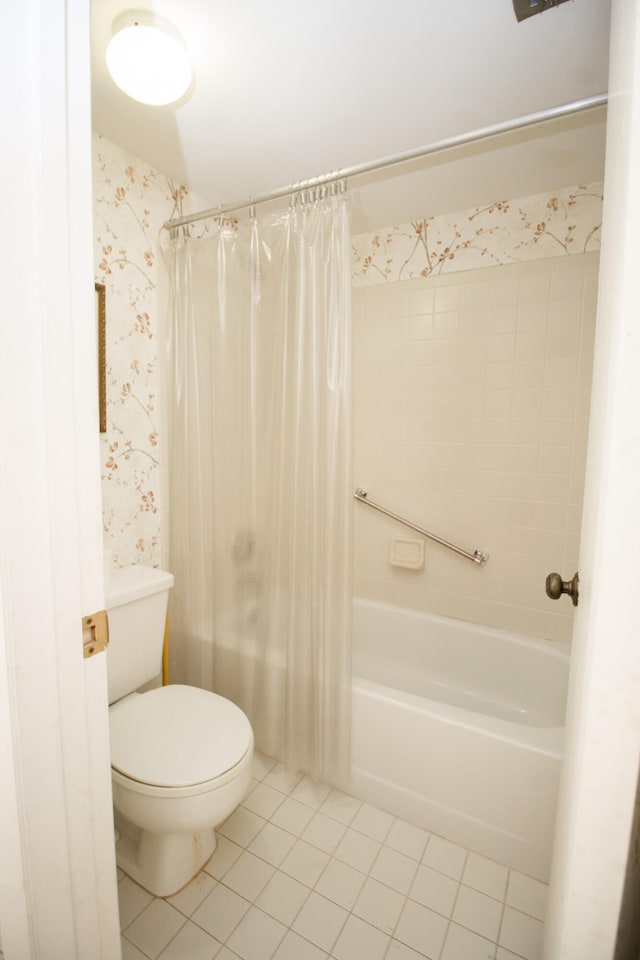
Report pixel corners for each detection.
[119,752,547,960]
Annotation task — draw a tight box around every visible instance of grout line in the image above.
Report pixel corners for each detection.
[118,754,548,960]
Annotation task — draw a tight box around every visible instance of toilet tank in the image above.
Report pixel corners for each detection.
[105,563,174,705]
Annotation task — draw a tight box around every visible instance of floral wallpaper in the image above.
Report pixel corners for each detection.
[92,132,204,567]
[352,181,603,286]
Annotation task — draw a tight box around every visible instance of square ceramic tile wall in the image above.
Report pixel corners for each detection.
[353,252,598,642]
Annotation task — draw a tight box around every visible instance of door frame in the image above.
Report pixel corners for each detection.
[0,1,120,956]
[544,0,640,956]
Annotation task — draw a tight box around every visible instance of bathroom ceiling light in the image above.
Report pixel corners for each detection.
[106,12,192,106]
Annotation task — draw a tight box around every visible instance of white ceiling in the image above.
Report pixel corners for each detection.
[91,0,611,232]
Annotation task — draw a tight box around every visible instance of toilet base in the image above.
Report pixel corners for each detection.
[115,811,218,896]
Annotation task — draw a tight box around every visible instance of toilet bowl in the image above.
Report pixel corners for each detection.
[105,563,255,896]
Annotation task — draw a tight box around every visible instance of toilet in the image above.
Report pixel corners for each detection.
[105,562,254,897]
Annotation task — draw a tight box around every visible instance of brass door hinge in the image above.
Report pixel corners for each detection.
[82,610,109,659]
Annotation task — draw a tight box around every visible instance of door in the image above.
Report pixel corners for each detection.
[0,0,121,956]
[543,0,640,956]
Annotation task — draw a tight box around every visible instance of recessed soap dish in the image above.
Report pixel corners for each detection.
[389,537,425,571]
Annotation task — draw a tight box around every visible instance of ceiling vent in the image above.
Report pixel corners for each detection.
[512,0,572,21]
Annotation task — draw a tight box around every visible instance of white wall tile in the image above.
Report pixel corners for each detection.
[353,253,598,643]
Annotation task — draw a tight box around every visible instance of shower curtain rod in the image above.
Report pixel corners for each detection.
[164,93,607,231]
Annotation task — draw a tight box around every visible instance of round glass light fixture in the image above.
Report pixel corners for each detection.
[106,12,192,106]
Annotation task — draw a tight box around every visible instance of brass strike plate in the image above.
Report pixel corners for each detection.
[82,610,109,659]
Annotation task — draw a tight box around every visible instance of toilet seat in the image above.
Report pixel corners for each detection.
[110,684,253,789]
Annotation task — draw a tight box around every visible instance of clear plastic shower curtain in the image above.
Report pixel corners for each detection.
[162,193,352,783]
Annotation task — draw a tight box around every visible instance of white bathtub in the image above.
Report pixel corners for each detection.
[348,599,570,881]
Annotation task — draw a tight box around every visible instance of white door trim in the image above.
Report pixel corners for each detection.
[544,0,640,956]
[0,1,120,956]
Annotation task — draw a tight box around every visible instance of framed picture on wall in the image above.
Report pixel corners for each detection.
[95,282,106,433]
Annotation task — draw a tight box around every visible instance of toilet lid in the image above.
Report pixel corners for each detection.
[109,685,253,788]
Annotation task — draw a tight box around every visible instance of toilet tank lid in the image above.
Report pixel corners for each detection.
[105,564,174,608]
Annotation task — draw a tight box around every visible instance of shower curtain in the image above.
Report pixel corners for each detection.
[162,190,352,783]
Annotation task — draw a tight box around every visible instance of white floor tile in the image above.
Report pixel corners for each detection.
[118,877,154,931]
[280,839,330,887]
[384,939,428,960]
[318,788,362,826]
[222,850,275,902]
[290,776,333,809]
[157,920,222,960]
[250,751,277,780]
[394,898,449,959]
[333,827,381,873]
[409,863,459,917]
[453,886,503,942]
[301,811,347,854]
[370,845,419,895]
[441,921,497,960]
[216,949,246,960]
[271,796,316,835]
[292,891,349,953]
[422,835,468,880]
[115,758,546,960]
[315,858,366,911]
[272,929,329,960]
[463,854,509,903]
[499,906,544,960]
[256,870,311,926]
[192,884,251,943]
[506,872,547,922]
[352,877,405,934]
[243,782,287,820]
[332,914,391,960]
[218,807,267,848]
[226,905,287,960]
[350,803,395,841]
[384,819,430,862]
[302,811,347,854]
[263,762,304,795]
[166,870,217,916]
[248,822,297,866]
[124,899,185,958]
[121,938,149,960]
[205,836,244,879]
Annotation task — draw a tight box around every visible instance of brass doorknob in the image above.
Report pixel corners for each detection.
[545,571,579,607]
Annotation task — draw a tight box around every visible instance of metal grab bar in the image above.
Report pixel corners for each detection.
[354,488,489,566]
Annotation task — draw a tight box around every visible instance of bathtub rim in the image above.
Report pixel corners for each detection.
[353,595,572,665]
